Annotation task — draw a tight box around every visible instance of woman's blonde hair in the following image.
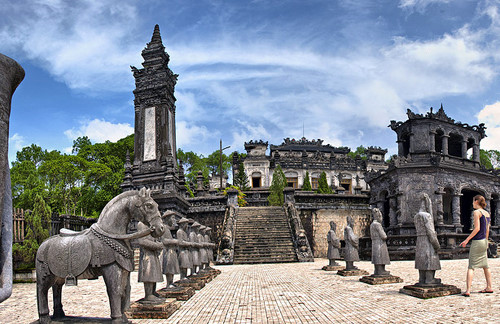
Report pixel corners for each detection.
[473,195,487,208]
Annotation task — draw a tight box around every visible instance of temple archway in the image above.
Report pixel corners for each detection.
[251,172,261,188]
[460,189,482,233]
[443,188,453,224]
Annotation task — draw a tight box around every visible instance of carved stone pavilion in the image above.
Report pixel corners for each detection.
[365,106,500,259]
[235,138,388,193]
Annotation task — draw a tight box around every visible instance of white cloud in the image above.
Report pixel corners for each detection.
[176,120,213,150]
[8,133,25,151]
[399,0,452,12]
[477,102,500,150]
[0,0,142,92]
[64,119,133,143]
[230,121,271,152]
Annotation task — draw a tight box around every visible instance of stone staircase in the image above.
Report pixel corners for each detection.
[233,206,298,264]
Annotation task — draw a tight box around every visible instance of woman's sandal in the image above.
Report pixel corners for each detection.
[479,289,493,293]
[462,292,470,297]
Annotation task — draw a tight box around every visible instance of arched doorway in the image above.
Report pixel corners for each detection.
[380,191,390,228]
[491,194,498,226]
[443,188,453,224]
[251,172,261,188]
[460,189,482,233]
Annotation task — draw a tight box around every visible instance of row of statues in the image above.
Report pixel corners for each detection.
[325,194,459,297]
[136,212,216,303]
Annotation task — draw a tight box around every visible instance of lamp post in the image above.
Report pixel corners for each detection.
[220,139,230,190]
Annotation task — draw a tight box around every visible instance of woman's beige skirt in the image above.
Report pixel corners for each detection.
[468,239,489,269]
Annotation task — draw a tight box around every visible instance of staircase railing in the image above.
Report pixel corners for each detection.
[284,201,314,262]
[215,203,238,265]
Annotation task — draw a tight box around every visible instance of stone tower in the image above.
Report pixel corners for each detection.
[122,25,180,193]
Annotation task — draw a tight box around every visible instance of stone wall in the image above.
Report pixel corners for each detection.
[300,208,371,258]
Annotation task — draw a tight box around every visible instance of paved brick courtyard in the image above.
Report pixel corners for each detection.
[0,258,498,323]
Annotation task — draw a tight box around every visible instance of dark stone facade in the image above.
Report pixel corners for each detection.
[365,106,500,259]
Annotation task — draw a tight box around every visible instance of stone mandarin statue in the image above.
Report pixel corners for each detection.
[370,208,391,276]
[137,221,165,303]
[198,226,209,271]
[344,216,360,270]
[0,53,24,303]
[327,221,341,267]
[189,221,202,275]
[176,218,193,280]
[414,193,441,286]
[161,211,180,288]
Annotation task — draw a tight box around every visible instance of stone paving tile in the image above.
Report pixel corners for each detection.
[0,258,499,323]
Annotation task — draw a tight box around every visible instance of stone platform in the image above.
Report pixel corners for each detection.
[125,298,180,319]
[156,285,195,301]
[8,259,500,323]
[176,277,205,290]
[399,284,461,299]
[322,265,344,271]
[337,268,369,276]
[360,274,403,285]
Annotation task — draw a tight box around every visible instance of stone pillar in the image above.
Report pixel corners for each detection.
[461,140,467,159]
[429,131,436,152]
[389,196,397,226]
[442,135,449,155]
[409,133,415,154]
[396,194,403,226]
[472,144,480,162]
[435,188,445,225]
[397,140,404,156]
[284,187,295,204]
[451,194,461,225]
[226,188,239,207]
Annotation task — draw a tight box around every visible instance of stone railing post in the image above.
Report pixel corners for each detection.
[284,201,314,262]
[0,53,24,303]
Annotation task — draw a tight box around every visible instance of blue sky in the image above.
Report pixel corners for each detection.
[2,0,500,164]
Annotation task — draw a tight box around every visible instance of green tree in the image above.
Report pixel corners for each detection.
[12,194,51,266]
[480,149,500,169]
[302,171,312,191]
[233,162,250,191]
[347,145,367,160]
[268,165,286,206]
[317,171,332,194]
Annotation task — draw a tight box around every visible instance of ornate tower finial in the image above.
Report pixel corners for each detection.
[151,24,162,45]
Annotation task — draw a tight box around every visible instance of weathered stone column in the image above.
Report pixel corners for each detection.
[435,188,445,225]
[461,140,468,159]
[397,140,404,156]
[442,135,449,155]
[451,193,461,225]
[429,131,436,152]
[389,196,398,226]
[409,133,415,154]
[472,143,480,162]
[396,194,403,226]
[0,53,25,303]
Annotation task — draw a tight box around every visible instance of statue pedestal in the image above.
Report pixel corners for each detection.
[337,269,369,276]
[360,274,403,285]
[206,267,221,276]
[157,285,195,301]
[190,271,214,283]
[399,284,461,299]
[125,298,180,319]
[322,265,344,271]
[176,277,205,290]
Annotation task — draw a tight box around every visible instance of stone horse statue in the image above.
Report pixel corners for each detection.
[36,188,165,323]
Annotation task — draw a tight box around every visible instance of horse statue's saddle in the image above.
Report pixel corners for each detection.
[38,229,92,280]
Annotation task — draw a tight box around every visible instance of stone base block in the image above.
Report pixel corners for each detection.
[337,269,369,276]
[176,277,205,290]
[360,275,403,285]
[206,267,221,276]
[157,285,195,301]
[125,298,180,319]
[322,265,344,271]
[189,272,213,283]
[399,284,461,299]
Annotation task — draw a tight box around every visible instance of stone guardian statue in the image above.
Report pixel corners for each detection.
[189,222,202,275]
[414,193,441,286]
[137,222,165,303]
[322,221,342,271]
[176,218,192,280]
[161,211,180,288]
[370,208,391,276]
[0,53,24,303]
[344,216,360,270]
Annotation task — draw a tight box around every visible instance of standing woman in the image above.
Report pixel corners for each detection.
[459,195,493,296]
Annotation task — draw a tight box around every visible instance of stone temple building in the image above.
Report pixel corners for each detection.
[234,138,388,194]
[365,106,500,258]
